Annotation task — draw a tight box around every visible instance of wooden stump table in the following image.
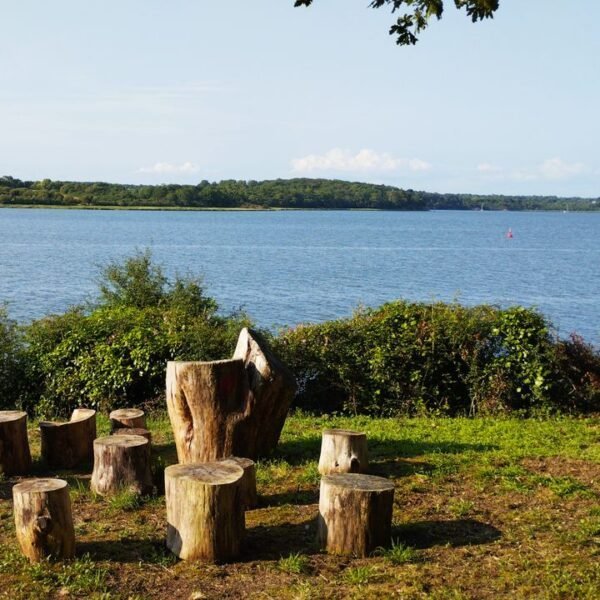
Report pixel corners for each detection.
[109,408,146,431]
[165,461,245,562]
[0,410,32,476]
[219,456,257,509]
[40,408,96,469]
[318,429,369,475]
[317,473,394,557]
[91,435,153,496]
[13,478,75,561]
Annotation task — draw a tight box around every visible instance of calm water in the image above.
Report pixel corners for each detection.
[0,209,598,345]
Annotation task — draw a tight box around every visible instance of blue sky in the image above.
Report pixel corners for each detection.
[1,1,599,196]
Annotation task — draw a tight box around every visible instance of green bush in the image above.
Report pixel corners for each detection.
[275,301,599,416]
[0,306,27,410]
[21,252,250,417]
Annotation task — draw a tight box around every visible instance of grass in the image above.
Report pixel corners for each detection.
[0,412,598,598]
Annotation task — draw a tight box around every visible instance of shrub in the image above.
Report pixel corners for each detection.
[275,301,599,416]
[0,306,27,409]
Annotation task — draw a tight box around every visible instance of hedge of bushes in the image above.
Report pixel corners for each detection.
[1,253,598,417]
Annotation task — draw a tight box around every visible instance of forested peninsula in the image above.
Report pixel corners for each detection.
[1,176,598,211]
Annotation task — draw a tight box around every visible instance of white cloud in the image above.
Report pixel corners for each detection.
[538,157,586,180]
[291,148,432,174]
[477,162,503,174]
[138,161,200,175]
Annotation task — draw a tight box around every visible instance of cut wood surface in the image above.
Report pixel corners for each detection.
[317,473,394,557]
[13,478,75,562]
[0,410,32,476]
[166,328,296,463]
[318,428,369,475]
[112,427,152,442]
[219,456,257,509]
[109,408,146,431]
[39,408,96,469]
[165,461,245,562]
[90,435,153,496]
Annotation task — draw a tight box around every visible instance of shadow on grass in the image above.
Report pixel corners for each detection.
[78,537,169,564]
[243,518,319,561]
[276,435,498,466]
[0,480,12,500]
[394,518,501,549]
[258,488,318,508]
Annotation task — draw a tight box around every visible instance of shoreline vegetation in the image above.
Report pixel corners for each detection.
[2,176,599,211]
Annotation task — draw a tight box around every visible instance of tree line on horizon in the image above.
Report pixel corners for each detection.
[1,175,598,212]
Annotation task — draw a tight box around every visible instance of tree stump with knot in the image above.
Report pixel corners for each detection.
[109,408,146,431]
[39,408,96,469]
[317,473,394,557]
[13,478,75,561]
[0,410,32,476]
[318,429,369,475]
[165,460,245,562]
[90,435,153,496]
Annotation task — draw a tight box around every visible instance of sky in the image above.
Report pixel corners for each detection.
[1,0,599,197]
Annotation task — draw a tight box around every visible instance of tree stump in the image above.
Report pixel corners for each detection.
[13,478,75,561]
[165,461,245,562]
[317,473,394,557]
[166,328,296,463]
[0,410,32,476]
[318,429,369,475]
[109,408,146,431]
[90,435,153,496]
[112,427,152,443]
[40,408,96,470]
[219,456,257,509]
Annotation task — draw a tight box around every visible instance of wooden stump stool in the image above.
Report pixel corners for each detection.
[0,410,32,476]
[317,473,394,557]
[165,461,245,562]
[91,435,153,496]
[40,408,96,469]
[219,456,257,509]
[13,478,75,561]
[112,427,152,443]
[109,408,146,431]
[318,429,368,475]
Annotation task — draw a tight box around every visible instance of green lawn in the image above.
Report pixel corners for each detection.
[1,413,598,599]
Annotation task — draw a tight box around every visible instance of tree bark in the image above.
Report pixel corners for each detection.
[166,328,296,463]
[90,435,153,496]
[109,408,146,431]
[112,427,151,443]
[165,461,245,562]
[317,473,394,557]
[13,478,75,561]
[0,410,32,476]
[39,408,96,470]
[318,429,369,475]
[219,456,257,509]
[232,327,297,457]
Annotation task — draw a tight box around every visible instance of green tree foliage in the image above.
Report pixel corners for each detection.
[1,176,598,211]
[0,306,27,409]
[275,301,600,416]
[294,0,499,45]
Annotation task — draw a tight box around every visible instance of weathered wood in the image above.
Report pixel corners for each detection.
[109,408,146,431]
[318,429,369,475]
[13,478,75,561]
[232,327,297,457]
[39,408,96,469]
[317,473,394,557]
[112,427,152,443]
[166,328,296,463]
[0,410,32,476]
[165,461,245,562]
[90,435,153,496]
[219,456,257,509]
